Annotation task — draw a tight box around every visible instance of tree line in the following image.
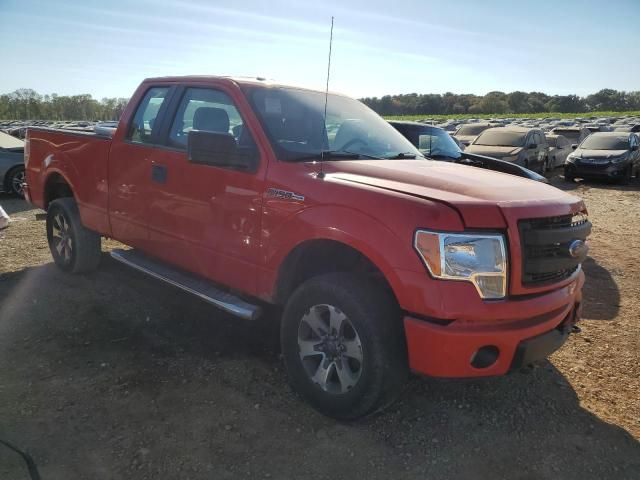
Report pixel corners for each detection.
[0,89,129,121]
[1,87,640,120]
[361,89,640,116]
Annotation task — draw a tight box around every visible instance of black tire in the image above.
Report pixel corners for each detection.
[46,198,101,273]
[5,166,25,197]
[564,169,575,182]
[281,273,408,420]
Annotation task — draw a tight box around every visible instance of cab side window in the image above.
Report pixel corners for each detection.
[168,88,256,150]
[127,87,169,144]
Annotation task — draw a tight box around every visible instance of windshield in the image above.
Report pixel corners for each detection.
[417,128,462,159]
[456,124,490,136]
[474,130,526,147]
[579,135,629,150]
[244,86,421,161]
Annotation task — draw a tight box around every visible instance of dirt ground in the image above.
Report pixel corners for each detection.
[0,175,639,480]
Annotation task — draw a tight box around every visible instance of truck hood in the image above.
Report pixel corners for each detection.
[463,145,522,158]
[324,159,582,228]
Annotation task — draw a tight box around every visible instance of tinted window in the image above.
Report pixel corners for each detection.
[168,88,254,150]
[546,136,557,147]
[128,87,169,144]
[579,135,630,150]
[474,130,526,147]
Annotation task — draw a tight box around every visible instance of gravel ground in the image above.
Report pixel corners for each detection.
[0,174,639,480]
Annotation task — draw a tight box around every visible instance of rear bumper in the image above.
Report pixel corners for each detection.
[403,271,583,378]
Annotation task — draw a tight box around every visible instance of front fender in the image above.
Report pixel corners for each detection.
[258,203,453,307]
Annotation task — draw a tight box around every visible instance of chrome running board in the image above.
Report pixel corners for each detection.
[110,249,261,320]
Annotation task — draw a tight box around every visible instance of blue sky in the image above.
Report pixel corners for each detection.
[1,0,638,99]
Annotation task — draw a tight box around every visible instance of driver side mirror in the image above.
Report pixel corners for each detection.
[571,144,578,150]
[188,130,257,171]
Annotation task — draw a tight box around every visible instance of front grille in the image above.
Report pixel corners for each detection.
[518,214,591,286]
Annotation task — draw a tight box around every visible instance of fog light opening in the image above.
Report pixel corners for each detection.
[470,345,500,369]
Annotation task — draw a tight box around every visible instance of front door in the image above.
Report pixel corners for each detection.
[108,85,173,250]
[146,85,265,294]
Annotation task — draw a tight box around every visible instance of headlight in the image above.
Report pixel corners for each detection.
[566,155,577,164]
[414,231,507,299]
[610,154,628,163]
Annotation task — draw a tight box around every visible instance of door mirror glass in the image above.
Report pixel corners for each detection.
[571,143,578,150]
[188,130,256,171]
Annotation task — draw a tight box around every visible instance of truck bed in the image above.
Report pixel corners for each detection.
[25,127,113,235]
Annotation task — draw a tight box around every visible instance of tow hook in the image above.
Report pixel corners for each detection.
[571,325,581,334]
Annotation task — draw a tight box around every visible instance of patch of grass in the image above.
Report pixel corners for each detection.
[384,111,640,121]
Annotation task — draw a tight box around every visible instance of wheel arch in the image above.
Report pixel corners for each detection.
[43,170,75,210]
[273,238,401,309]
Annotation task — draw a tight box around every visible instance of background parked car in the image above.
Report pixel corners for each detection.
[565,132,640,183]
[388,121,547,182]
[545,134,573,169]
[549,126,591,145]
[0,131,25,196]
[464,126,549,173]
[452,122,496,148]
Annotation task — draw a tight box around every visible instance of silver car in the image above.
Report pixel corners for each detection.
[0,131,25,196]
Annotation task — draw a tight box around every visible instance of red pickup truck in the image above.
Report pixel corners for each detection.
[24,76,591,419]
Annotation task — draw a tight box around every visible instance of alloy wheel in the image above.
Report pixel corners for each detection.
[297,304,363,394]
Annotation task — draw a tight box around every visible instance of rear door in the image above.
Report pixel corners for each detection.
[145,84,265,294]
[108,85,174,249]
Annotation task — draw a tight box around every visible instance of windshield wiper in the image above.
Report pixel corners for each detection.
[383,152,419,159]
[291,150,383,162]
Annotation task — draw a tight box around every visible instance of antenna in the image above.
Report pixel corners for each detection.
[318,16,334,179]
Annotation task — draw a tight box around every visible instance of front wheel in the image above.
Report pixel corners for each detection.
[46,197,102,273]
[281,273,408,420]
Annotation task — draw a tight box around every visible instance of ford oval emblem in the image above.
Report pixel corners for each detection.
[568,239,588,258]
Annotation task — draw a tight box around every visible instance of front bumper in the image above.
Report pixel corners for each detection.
[403,270,584,378]
[565,161,627,178]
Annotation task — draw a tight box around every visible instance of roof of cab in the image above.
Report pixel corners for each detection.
[141,75,346,96]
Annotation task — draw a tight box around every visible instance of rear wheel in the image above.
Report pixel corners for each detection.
[6,166,25,197]
[46,198,101,273]
[281,273,408,420]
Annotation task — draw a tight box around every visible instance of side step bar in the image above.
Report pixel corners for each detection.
[110,249,261,321]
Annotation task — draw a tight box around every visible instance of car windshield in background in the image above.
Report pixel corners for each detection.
[418,129,462,159]
[580,135,629,150]
[244,86,422,161]
[553,129,579,140]
[456,124,490,136]
[474,130,525,147]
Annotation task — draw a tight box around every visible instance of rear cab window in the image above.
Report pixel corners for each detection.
[127,87,170,144]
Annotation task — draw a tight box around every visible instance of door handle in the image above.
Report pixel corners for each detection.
[151,164,168,184]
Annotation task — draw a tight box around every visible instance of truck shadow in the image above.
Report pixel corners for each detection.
[0,259,637,479]
[581,256,620,320]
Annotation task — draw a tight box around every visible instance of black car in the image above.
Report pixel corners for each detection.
[388,121,547,182]
[565,132,639,182]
